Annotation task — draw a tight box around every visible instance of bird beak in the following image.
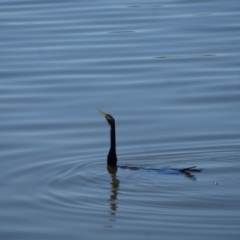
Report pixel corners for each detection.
[99,109,107,118]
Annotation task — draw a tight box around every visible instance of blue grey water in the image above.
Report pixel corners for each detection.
[0,0,240,239]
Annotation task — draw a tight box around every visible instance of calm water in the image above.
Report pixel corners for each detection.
[1,0,240,239]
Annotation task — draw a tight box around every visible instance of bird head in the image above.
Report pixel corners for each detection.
[99,109,115,126]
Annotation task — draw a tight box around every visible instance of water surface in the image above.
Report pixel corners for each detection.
[0,0,240,239]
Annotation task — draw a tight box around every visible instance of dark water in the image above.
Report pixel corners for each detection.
[1,0,240,239]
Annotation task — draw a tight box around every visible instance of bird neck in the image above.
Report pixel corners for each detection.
[107,123,117,167]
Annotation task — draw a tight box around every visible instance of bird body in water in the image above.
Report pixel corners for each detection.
[99,109,201,176]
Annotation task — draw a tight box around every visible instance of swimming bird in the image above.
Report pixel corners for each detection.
[99,109,201,175]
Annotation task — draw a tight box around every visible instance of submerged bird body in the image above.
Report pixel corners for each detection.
[99,109,201,176]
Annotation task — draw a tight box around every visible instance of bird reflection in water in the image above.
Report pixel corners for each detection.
[107,165,119,214]
[104,165,119,228]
